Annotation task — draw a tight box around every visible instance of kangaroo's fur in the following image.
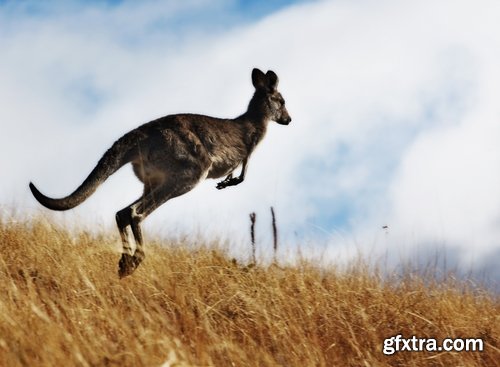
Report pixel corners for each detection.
[29,68,291,277]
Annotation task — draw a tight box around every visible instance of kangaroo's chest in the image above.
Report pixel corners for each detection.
[206,147,244,179]
[195,122,255,179]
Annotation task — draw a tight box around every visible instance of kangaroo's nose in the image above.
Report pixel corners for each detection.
[278,115,291,125]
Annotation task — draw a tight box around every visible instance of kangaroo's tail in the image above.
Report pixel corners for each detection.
[29,133,137,211]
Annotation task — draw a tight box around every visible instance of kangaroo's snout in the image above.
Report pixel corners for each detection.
[277,113,292,125]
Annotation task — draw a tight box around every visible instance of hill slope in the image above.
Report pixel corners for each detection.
[0,216,498,366]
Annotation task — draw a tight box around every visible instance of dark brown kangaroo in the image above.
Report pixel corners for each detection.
[29,68,291,277]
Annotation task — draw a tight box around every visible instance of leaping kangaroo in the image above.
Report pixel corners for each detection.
[29,68,291,277]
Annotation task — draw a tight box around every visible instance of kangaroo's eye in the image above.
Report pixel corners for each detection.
[270,96,284,105]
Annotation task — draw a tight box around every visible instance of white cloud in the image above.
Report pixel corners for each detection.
[1,0,500,280]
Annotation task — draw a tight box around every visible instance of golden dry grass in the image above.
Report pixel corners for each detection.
[0,215,498,367]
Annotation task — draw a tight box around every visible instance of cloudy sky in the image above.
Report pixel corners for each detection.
[1,0,499,282]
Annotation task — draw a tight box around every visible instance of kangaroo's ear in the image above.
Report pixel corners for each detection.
[266,70,279,91]
[252,68,267,90]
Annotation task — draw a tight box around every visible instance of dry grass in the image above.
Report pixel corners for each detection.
[0,215,498,367]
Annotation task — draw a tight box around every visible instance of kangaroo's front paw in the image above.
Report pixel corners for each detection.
[216,177,242,190]
[216,180,229,190]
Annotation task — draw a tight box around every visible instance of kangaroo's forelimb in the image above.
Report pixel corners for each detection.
[216,158,248,189]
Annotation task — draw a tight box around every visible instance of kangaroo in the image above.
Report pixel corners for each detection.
[29,68,291,277]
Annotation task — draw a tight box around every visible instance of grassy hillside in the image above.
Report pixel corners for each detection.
[0,215,498,366]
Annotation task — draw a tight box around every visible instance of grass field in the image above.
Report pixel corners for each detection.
[0,215,498,366]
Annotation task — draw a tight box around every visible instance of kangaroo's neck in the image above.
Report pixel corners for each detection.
[235,90,270,140]
[236,111,268,126]
[235,111,269,146]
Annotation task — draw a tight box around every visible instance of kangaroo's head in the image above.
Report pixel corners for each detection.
[250,68,291,125]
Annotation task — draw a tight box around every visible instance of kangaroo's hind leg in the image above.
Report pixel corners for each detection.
[117,172,204,278]
[116,181,156,277]
[116,198,141,256]
[116,202,144,277]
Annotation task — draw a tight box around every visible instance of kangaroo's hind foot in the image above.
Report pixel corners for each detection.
[118,252,144,278]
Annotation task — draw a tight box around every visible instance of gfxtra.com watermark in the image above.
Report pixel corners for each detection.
[383,334,484,355]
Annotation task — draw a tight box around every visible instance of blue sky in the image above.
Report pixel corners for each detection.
[0,0,307,26]
[1,0,500,283]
